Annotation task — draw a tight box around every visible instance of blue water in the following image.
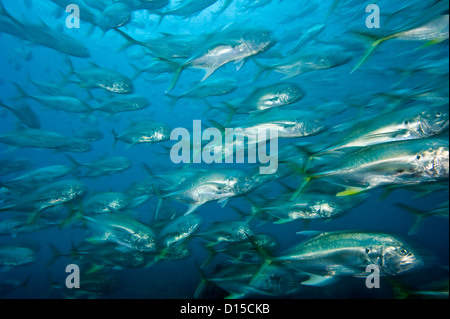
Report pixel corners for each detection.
[0,0,448,299]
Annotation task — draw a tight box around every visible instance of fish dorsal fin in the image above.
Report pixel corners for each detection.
[301,274,335,287]
[296,230,324,238]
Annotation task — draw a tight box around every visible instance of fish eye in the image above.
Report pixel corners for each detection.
[404,120,409,125]
[416,155,421,160]
[399,248,408,255]
[436,112,442,117]
[365,248,371,254]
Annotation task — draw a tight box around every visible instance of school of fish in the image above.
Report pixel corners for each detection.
[0,0,448,299]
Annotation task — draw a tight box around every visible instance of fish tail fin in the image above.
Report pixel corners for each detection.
[193,261,210,299]
[46,243,63,267]
[241,196,263,222]
[153,57,185,92]
[208,119,226,133]
[395,204,427,235]
[0,99,12,112]
[152,184,164,221]
[20,274,33,294]
[222,102,237,125]
[201,100,219,116]
[351,32,394,73]
[114,28,144,52]
[141,163,154,177]
[65,154,82,168]
[200,245,217,269]
[12,82,31,101]
[387,278,412,299]
[0,1,17,23]
[153,11,168,28]
[111,129,119,148]
[65,57,75,77]
[168,65,184,93]
[252,59,274,81]
[164,93,179,108]
[130,63,143,81]
[244,232,273,284]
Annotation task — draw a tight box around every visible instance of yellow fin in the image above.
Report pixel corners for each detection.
[337,187,366,197]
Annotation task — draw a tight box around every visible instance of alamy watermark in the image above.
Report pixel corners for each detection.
[170,120,279,175]
[65,4,80,29]
[65,264,80,289]
[365,264,380,289]
[366,4,380,29]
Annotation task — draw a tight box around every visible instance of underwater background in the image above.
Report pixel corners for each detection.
[0,0,448,299]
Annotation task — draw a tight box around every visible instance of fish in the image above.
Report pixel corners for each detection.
[74,127,104,142]
[0,158,34,176]
[28,77,75,97]
[0,128,91,152]
[112,120,171,148]
[49,241,149,271]
[0,216,56,238]
[249,189,367,224]
[202,233,278,266]
[195,261,308,299]
[118,0,169,11]
[395,201,449,235]
[253,231,424,286]
[50,0,133,34]
[94,95,150,114]
[157,214,202,248]
[83,214,157,252]
[166,27,275,91]
[0,277,31,298]
[166,78,238,104]
[0,246,36,270]
[2,165,74,190]
[290,23,326,52]
[255,45,352,80]
[154,0,222,25]
[66,60,133,94]
[226,109,326,139]
[352,14,449,73]
[194,221,254,247]
[0,1,90,58]
[304,138,449,197]
[161,169,257,215]
[391,276,449,299]
[0,99,41,129]
[0,179,86,221]
[13,83,92,114]
[223,82,305,114]
[81,192,134,215]
[316,103,449,156]
[66,155,132,178]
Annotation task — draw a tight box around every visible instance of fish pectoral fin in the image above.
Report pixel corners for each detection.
[235,59,245,71]
[295,230,325,237]
[201,67,219,82]
[336,187,366,197]
[115,245,132,253]
[273,219,291,225]
[86,263,105,274]
[418,37,448,49]
[217,198,229,208]
[225,293,246,299]
[85,236,106,245]
[184,203,201,215]
[301,274,335,287]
